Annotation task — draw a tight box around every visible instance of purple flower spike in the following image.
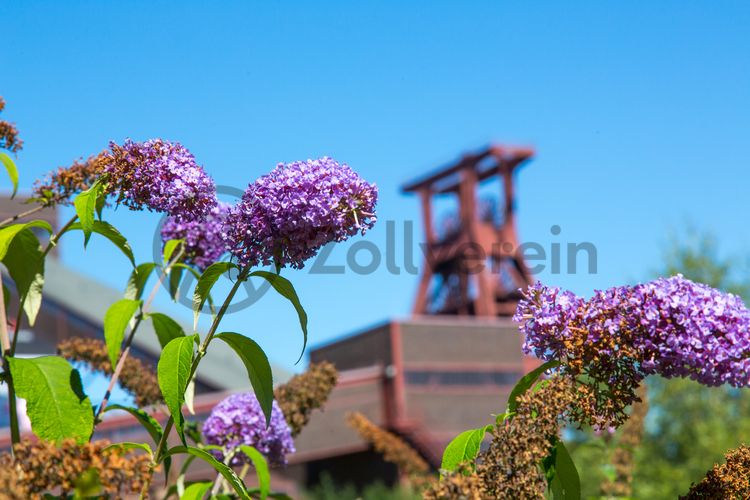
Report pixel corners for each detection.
[106,139,217,219]
[161,202,230,271]
[515,275,750,388]
[202,392,295,467]
[221,157,377,269]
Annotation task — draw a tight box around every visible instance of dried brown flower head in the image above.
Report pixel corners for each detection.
[475,374,576,499]
[422,465,487,500]
[600,383,648,497]
[0,96,23,154]
[32,152,110,207]
[274,361,338,436]
[681,444,750,499]
[0,439,152,498]
[346,411,430,484]
[58,337,162,407]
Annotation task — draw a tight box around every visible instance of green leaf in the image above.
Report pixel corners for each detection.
[104,442,153,456]
[103,404,172,478]
[69,220,136,267]
[148,312,186,348]
[216,333,274,425]
[239,445,270,500]
[125,262,158,300]
[73,468,102,498]
[440,425,491,473]
[250,270,308,363]
[176,454,198,496]
[0,152,19,198]
[193,262,237,328]
[507,359,560,413]
[158,335,196,443]
[8,356,94,443]
[163,238,183,265]
[0,220,53,260]
[182,481,212,500]
[73,180,103,246]
[103,299,142,367]
[168,264,185,301]
[3,228,45,325]
[553,440,581,499]
[166,445,249,500]
[103,404,163,446]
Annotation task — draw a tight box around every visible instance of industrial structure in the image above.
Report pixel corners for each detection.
[284,145,539,489]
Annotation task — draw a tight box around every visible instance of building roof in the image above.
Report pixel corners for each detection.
[43,258,291,390]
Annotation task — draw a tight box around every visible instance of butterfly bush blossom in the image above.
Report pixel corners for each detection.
[221,157,377,269]
[106,139,217,219]
[160,202,230,271]
[515,275,750,388]
[202,392,295,466]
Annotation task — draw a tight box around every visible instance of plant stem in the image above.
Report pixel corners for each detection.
[148,267,250,488]
[0,204,46,227]
[0,276,10,354]
[0,276,20,446]
[42,213,78,258]
[94,249,184,422]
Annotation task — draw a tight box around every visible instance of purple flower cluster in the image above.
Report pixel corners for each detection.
[221,157,377,269]
[106,139,217,219]
[160,202,230,271]
[515,275,750,388]
[202,392,295,466]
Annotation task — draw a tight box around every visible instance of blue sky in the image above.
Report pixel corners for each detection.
[2,1,749,373]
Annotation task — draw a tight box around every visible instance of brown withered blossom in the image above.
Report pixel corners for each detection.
[600,383,649,498]
[680,444,750,499]
[347,411,430,487]
[0,97,23,153]
[32,152,110,207]
[473,374,576,499]
[274,361,338,436]
[58,337,162,407]
[422,465,487,500]
[0,439,152,498]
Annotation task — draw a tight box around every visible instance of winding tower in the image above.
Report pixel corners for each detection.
[403,145,535,317]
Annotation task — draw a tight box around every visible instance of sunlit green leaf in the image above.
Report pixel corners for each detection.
[440,425,491,474]
[0,220,53,260]
[0,152,19,198]
[250,271,307,363]
[163,238,183,265]
[148,312,185,348]
[74,467,102,498]
[103,404,163,446]
[193,262,237,328]
[104,441,153,457]
[239,445,270,500]
[103,299,141,367]
[69,220,135,267]
[553,440,581,499]
[166,445,249,500]
[73,181,103,246]
[216,333,274,425]
[507,359,560,413]
[8,356,93,443]
[125,262,158,300]
[158,335,196,443]
[3,228,45,325]
[181,481,212,500]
